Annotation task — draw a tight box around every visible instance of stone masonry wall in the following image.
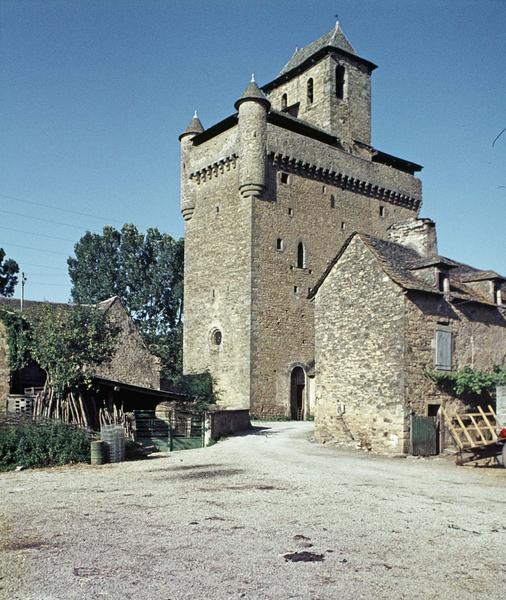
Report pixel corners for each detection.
[94,299,160,389]
[404,294,506,417]
[182,154,252,410]
[266,54,372,144]
[0,322,10,413]
[248,117,419,417]
[314,237,407,453]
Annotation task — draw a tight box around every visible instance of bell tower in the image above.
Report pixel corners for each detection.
[262,22,377,144]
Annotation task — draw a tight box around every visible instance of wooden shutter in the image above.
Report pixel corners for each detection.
[435,330,452,371]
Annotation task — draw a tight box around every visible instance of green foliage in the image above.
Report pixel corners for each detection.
[28,305,118,399]
[68,224,184,381]
[426,365,506,397]
[0,248,19,297]
[0,305,118,400]
[0,420,90,471]
[0,309,31,370]
[173,371,217,412]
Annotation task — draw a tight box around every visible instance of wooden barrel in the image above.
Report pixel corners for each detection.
[90,440,105,465]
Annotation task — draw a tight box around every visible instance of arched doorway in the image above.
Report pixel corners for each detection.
[290,366,306,421]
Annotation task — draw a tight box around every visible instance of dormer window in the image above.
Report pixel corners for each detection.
[281,93,288,110]
[437,271,450,296]
[336,65,345,100]
[493,281,503,305]
[307,78,314,105]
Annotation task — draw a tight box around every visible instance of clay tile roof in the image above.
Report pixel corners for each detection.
[279,23,355,76]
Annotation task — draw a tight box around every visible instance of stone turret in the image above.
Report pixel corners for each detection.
[179,111,204,221]
[235,76,270,199]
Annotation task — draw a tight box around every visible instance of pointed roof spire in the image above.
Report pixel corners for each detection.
[179,111,204,140]
[234,77,271,110]
[278,23,357,76]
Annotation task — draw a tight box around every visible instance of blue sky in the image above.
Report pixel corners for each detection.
[1,0,505,303]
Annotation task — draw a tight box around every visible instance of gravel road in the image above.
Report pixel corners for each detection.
[0,421,505,600]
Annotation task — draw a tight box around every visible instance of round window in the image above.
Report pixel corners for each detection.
[211,329,222,346]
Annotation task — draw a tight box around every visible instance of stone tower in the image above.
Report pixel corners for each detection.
[180,24,423,417]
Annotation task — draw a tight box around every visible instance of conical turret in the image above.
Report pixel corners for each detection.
[235,76,269,199]
[179,111,204,141]
[234,75,271,111]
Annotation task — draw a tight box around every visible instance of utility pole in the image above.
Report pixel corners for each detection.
[20,271,27,312]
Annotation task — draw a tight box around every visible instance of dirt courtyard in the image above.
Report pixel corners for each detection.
[0,421,505,599]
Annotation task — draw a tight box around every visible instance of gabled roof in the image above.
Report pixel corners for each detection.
[310,233,503,307]
[263,23,377,94]
[0,295,122,315]
[279,22,356,76]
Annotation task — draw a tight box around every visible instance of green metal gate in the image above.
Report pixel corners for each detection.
[410,414,438,456]
[169,413,205,451]
[134,410,205,452]
[134,410,170,452]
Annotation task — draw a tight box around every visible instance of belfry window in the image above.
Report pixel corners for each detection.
[281,93,288,110]
[307,78,314,105]
[297,242,305,269]
[336,65,345,100]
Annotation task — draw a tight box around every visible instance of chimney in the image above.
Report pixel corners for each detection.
[387,218,438,257]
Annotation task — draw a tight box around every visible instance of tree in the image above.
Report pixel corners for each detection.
[28,304,118,399]
[0,248,19,297]
[68,224,184,381]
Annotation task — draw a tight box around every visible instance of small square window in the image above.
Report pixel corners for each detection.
[280,172,289,184]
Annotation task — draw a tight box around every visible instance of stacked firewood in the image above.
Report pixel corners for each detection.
[32,385,129,434]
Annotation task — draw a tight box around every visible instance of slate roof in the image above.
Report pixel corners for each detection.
[279,23,356,76]
[235,79,270,110]
[310,233,504,307]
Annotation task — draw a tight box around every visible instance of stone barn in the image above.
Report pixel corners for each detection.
[311,218,506,454]
[0,296,161,412]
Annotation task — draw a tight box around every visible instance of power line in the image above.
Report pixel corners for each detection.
[0,225,75,243]
[4,242,69,256]
[0,192,184,237]
[0,208,89,230]
[0,192,125,225]
[21,262,66,271]
[28,281,70,287]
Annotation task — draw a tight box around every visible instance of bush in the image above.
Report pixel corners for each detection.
[173,371,217,412]
[0,419,90,471]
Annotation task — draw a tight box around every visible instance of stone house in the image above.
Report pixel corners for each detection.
[180,23,423,418]
[311,218,506,454]
[0,296,161,411]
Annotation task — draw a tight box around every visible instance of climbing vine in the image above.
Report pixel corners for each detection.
[425,365,506,397]
[0,309,32,371]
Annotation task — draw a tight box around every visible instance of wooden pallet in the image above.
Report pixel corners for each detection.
[441,405,499,450]
[441,405,506,466]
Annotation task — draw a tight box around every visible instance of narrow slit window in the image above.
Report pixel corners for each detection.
[288,208,294,217]
[297,242,305,269]
[379,205,385,217]
[281,93,288,110]
[307,78,314,105]
[330,195,336,208]
[336,65,345,100]
[341,221,346,230]
[276,238,283,251]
